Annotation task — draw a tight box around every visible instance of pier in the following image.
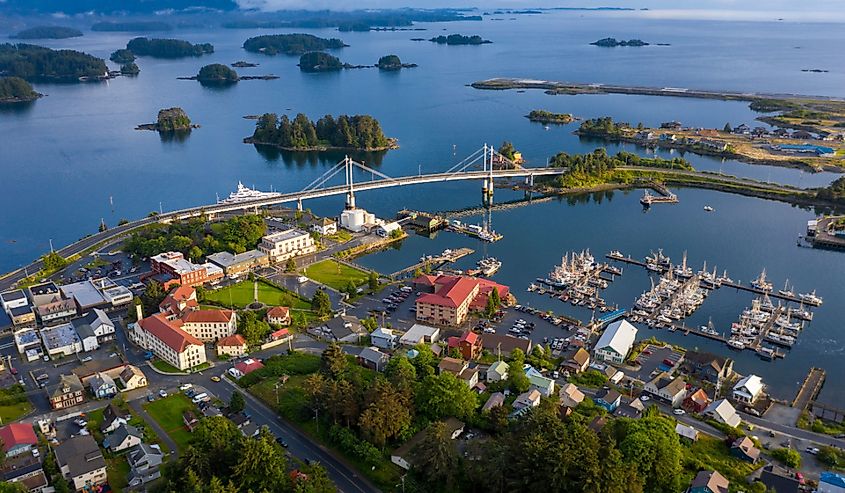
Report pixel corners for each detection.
[389,248,474,279]
[793,367,827,410]
[640,183,679,207]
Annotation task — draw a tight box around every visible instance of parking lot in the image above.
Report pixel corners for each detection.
[625,344,684,383]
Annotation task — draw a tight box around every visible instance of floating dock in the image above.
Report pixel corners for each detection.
[389,248,474,279]
[793,367,826,411]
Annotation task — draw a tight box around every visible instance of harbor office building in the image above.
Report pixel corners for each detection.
[593,319,638,365]
[257,229,316,263]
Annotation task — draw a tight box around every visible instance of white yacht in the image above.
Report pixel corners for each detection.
[218,181,281,204]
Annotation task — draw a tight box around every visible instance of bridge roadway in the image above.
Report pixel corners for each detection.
[0,167,565,291]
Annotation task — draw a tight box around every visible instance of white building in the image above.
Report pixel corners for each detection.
[133,313,207,372]
[339,208,376,232]
[72,309,116,346]
[40,323,83,356]
[179,309,237,342]
[703,398,741,428]
[376,222,402,238]
[257,229,316,263]
[311,217,337,236]
[732,374,764,404]
[370,328,398,350]
[593,319,638,365]
[0,290,29,314]
[399,324,441,346]
[35,298,77,324]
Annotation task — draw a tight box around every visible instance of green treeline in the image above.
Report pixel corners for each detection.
[11,26,83,39]
[578,116,630,136]
[377,54,402,69]
[430,34,491,45]
[298,51,342,72]
[0,76,39,102]
[243,33,346,56]
[251,113,390,150]
[124,214,266,260]
[126,37,213,58]
[0,43,107,81]
[197,64,239,82]
[817,177,845,203]
[548,148,693,188]
[527,109,574,124]
[109,49,135,64]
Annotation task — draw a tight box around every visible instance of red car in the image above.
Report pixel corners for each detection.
[10,368,17,375]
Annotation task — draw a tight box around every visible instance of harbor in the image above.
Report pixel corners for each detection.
[639,183,679,207]
[528,250,622,313]
[388,247,474,279]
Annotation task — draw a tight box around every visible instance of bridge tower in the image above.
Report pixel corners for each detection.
[344,156,356,210]
[296,198,303,212]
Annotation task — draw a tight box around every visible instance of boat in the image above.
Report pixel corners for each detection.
[477,257,502,276]
[778,279,795,298]
[751,269,773,292]
[758,347,775,360]
[798,290,823,306]
[766,332,795,347]
[727,339,746,350]
[609,250,624,259]
[703,205,714,212]
[640,190,654,207]
[218,181,281,204]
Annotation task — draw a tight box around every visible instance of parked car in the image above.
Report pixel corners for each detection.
[805,447,820,455]
[179,383,193,391]
[673,409,685,416]
[158,389,168,398]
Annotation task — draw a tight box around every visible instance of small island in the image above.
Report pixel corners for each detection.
[91,21,172,32]
[136,107,198,132]
[591,37,649,47]
[10,26,83,39]
[197,64,239,83]
[0,76,41,103]
[0,44,107,82]
[126,37,213,58]
[430,34,491,45]
[246,113,397,152]
[376,54,417,70]
[121,63,140,76]
[110,49,136,64]
[526,110,575,124]
[232,61,258,68]
[299,52,343,72]
[243,33,347,56]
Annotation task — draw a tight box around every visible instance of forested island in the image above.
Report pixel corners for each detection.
[121,63,140,75]
[299,52,343,72]
[527,110,575,124]
[430,34,491,45]
[232,61,258,67]
[0,44,107,81]
[10,26,83,39]
[222,8,480,31]
[126,37,213,58]
[91,21,172,32]
[137,107,198,132]
[0,76,41,103]
[591,37,649,47]
[243,33,346,56]
[376,54,416,70]
[109,49,136,64]
[247,113,396,152]
[197,63,239,82]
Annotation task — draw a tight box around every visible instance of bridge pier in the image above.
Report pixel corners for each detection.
[296,198,303,212]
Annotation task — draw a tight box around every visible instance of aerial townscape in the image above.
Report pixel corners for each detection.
[2,1,845,493]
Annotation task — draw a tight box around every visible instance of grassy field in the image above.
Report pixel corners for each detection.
[152,360,182,373]
[204,280,312,310]
[143,394,196,450]
[106,456,130,492]
[0,386,32,422]
[303,259,369,291]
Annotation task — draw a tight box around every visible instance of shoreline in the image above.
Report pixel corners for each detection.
[0,93,43,104]
[244,137,399,153]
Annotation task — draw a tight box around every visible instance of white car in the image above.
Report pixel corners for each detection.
[806,447,820,455]
[673,409,685,416]
[158,389,168,398]
[640,395,650,401]
[31,448,40,458]
[179,383,193,391]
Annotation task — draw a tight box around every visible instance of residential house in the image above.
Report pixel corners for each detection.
[183,411,199,432]
[562,348,590,374]
[525,365,555,397]
[127,443,164,488]
[312,315,366,343]
[481,333,531,359]
[71,309,115,346]
[759,464,801,493]
[559,383,585,409]
[458,367,480,389]
[594,389,621,412]
[682,351,733,385]
[230,358,264,379]
[100,404,128,434]
[732,374,764,405]
[391,418,464,470]
[88,372,117,399]
[104,424,143,452]
[47,374,85,410]
[688,470,729,493]
[437,357,478,388]
[266,306,291,326]
[819,472,845,493]
[593,319,637,365]
[644,373,687,407]
[311,217,337,236]
[482,392,505,412]
[399,324,440,346]
[447,331,482,360]
[792,130,813,140]
[731,437,760,463]
[683,389,711,414]
[486,360,508,382]
[257,229,316,263]
[614,399,644,419]
[0,423,38,458]
[133,313,207,372]
[513,389,542,410]
[698,139,729,151]
[0,453,49,492]
[206,250,269,277]
[702,399,741,428]
[370,328,398,350]
[119,365,147,391]
[413,274,509,326]
[36,298,77,325]
[54,435,107,492]
[675,423,699,442]
[376,222,402,238]
[357,347,389,372]
[216,334,248,357]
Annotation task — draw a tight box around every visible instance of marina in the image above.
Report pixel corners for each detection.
[388,247,474,279]
[529,250,621,313]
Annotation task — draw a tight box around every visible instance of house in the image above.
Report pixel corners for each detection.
[266,306,291,326]
[311,217,337,236]
[525,366,555,397]
[562,348,590,374]
[513,389,542,410]
[413,274,509,326]
[614,400,643,419]
[104,424,143,452]
[183,411,200,432]
[127,443,164,488]
[732,374,764,404]
[593,319,637,365]
[312,315,366,343]
[257,229,316,263]
[71,309,115,345]
[437,357,468,376]
[702,399,741,428]
[133,313,207,372]
[159,284,198,316]
[376,221,402,238]
[688,470,729,493]
[206,250,269,277]
[391,418,464,470]
[481,333,531,359]
[458,367,480,389]
[0,453,49,492]
[357,346,389,372]
[216,334,248,357]
[399,324,441,346]
[792,130,813,139]
[240,422,260,438]
[594,389,621,412]
[675,423,699,442]
[588,416,608,433]
[482,392,505,412]
[644,373,687,407]
[486,360,509,382]
[559,383,585,409]
[269,328,291,344]
[447,331,482,360]
[100,404,128,434]
[47,374,85,410]
[682,351,733,385]
[370,327,398,350]
[759,464,801,493]
[231,358,264,378]
[683,388,711,413]
[36,298,78,325]
[54,435,107,492]
[819,472,845,493]
[119,365,147,391]
[698,139,729,151]
[0,423,38,458]
[148,251,224,289]
[730,436,760,463]
[88,372,117,399]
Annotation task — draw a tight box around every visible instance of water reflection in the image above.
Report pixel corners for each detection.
[253,145,388,168]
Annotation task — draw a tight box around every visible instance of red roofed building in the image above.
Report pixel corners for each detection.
[216,334,247,357]
[232,358,264,378]
[413,275,509,326]
[447,331,483,360]
[159,285,199,316]
[266,306,291,326]
[271,328,291,341]
[134,314,207,371]
[0,423,38,458]
[180,309,237,342]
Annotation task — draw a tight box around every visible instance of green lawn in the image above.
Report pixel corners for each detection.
[106,456,130,492]
[204,280,312,310]
[152,360,182,374]
[143,394,196,450]
[0,401,32,422]
[680,435,761,491]
[302,259,369,291]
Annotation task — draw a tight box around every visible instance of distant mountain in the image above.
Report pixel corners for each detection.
[0,0,238,14]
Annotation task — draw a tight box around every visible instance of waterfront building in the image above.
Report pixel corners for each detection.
[339,208,376,232]
[311,217,337,236]
[681,351,733,386]
[732,374,764,404]
[413,274,509,327]
[148,251,224,289]
[133,313,207,371]
[206,250,269,277]
[376,221,402,237]
[257,229,316,263]
[593,319,637,365]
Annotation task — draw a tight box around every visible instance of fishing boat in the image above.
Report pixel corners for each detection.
[727,339,746,350]
[751,269,773,292]
[477,257,502,276]
[608,250,624,259]
[778,279,795,298]
[673,251,693,278]
[758,347,775,360]
[798,290,823,306]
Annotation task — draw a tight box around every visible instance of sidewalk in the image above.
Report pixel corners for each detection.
[128,398,179,458]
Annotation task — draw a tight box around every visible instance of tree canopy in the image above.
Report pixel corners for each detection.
[197,64,239,82]
[252,113,390,151]
[298,51,343,72]
[429,34,491,45]
[124,214,266,259]
[126,37,213,58]
[0,43,107,81]
[243,33,346,56]
[0,76,39,102]
[11,26,83,39]
[109,48,135,64]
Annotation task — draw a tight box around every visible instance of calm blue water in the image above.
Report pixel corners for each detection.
[1,12,844,402]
